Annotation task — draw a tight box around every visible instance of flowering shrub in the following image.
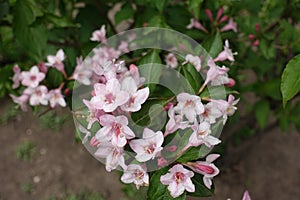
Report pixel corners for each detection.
[2,0,300,199]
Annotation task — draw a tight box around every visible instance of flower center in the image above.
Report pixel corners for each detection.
[145,144,155,154]
[112,123,122,135]
[174,172,184,183]
[134,170,144,180]
[30,75,37,81]
[105,93,115,104]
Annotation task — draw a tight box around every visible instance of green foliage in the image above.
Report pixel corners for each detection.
[281,54,300,107]
[15,141,36,161]
[21,182,34,194]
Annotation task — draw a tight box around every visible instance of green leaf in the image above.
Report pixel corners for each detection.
[45,68,64,88]
[187,0,204,19]
[147,167,186,200]
[138,50,162,92]
[45,13,79,28]
[155,0,168,13]
[281,54,300,107]
[188,173,214,197]
[115,3,135,25]
[203,32,222,58]
[182,63,203,93]
[255,100,270,129]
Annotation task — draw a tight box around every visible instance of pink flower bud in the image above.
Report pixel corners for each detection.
[91,90,96,96]
[205,9,214,22]
[219,15,229,23]
[37,62,48,74]
[253,39,259,46]
[157,157,168,167]
[225,78,236,87]
[90,136,100,147]
[248,34,255,40]
[164,102,174,111]
[255,23,260,32]
[216,7,224,21]
[167,145,177,152]
[192,163,215,174]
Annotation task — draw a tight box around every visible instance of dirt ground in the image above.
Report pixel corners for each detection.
[1,97,300,200]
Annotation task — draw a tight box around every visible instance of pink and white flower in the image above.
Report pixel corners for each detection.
[121,164,149,189]
[174,93,205,122]
[90,78,129,112]
[10,94,29,112]
[184,154,220,189]
[204,58,229,86]
[187,18,208,33]
[130,128,163,162]
[73,57,93,85]
[199,102,223,124]
[128,64,145,87]
[47,88,66,108]
[12,64,22,89]
[165,53,178,69]
[24,85,48,106]
[160,164,195,198]
[220,18,237,32]
[83,99,105,129]
[120,77,149,112]
[189,121,221,148]
[46,49,66,76]
[165,105,189,136]
[94,141,126,172]
[96,114,135,147]
[90,25,106,43]
[21,66,45,88]
[242,190,251,200]
[214,40,237,62]
[184,54,202,72]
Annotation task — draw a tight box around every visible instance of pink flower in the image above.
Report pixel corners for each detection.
[220,18,237,32]
[211,94,239,124]
[160,164,195,198]
[118,41,129,53]
[47,88,66,108]
[165,53,178,69]
[214,40,237,62]
[10,94,29,112]
[174,93,205,122]
[83,99,105,129]
[24,85,48,106]
[189,121,221,148]
[94,141,126,172]
[120,77,149,112]
[184,154,220,189]
[204,58,229,86]
[165,105,189,136]
[21,66,45,88]
[96,114,135,147]
[184,54,202,72]
[46,49,66,76]
[129,128,164,162]
[128,64,145,87]
[73,57,93,85]
[187,18,208,33]
[90,78,129,112]
[12,64,22,89]
[242,190,251,200]
[199,102,223,124]
[90,25,106,43]
[121,164,149,189]
[78,125,91,144]
[92,47,120,67]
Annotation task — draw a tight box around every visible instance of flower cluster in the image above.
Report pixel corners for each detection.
[75,26,239,198]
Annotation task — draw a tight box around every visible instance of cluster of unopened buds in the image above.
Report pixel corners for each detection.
[72,26,240,198]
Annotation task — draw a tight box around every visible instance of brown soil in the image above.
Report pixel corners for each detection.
[1,97,300,200]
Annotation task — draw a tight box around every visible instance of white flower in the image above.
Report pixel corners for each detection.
[24,85,48,106]
[47,88,66,108]
[121,164,149,189]
[21,66,45,88]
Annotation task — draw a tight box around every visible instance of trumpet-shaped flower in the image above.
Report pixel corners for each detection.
[199,102,223,124]
[90,78,129,112]
[47,88,66,108]
[165,105,189,135]
[214,40,237,62]
[12,64,22,89]
[21,66,45,88]
[94,141,126,172]
[83,99,105,129]
[90,25,106,43]
[187,18,208,33]
[160,164,195,198]
[96,114,135,147]
[10,94,29,112]
[184,154,220,189]
[46,49,66,75]
[73,57,93,85]
[120,77,149,112]
[121,164,149,189]
[24,85,48,106]
[220,18,237,32]
[189,121,221,148]
[184,54,202,72]
[165,53,178,69]
[174,93,205,122]
[242,190,251,200]
[204,58,229,86]
[129,128,163,162]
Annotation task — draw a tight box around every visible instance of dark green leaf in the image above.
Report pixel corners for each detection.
[187,0,204,19]
[255,100,270,129]
[188,173,214,197]
[46,68,64,88]
[203,32,222,58]
[45,13,79,28]
[115,3,135,25]
[281,53,300,107]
